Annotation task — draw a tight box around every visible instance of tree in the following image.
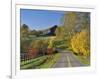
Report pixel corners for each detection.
[20,24,29,37]
[47,38,55,55]
[63,12,90,36]
[55,26,65,39]
[63,12,78,36]
[27,48,38,59]
[20,24,30,54]
[20,39,31,53]
[30,40,48,56]
[71,29,90,57]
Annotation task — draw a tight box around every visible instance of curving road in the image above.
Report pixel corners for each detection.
[53,51,85,68]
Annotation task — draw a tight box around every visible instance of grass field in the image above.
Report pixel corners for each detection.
[21,56,48,69]
[20,53,61,69]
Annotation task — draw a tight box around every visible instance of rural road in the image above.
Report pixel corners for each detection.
[53,51,85,68]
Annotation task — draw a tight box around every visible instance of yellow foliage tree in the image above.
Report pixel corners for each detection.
[71,29,90,57]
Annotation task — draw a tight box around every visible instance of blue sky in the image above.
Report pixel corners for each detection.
[20,9,65,30]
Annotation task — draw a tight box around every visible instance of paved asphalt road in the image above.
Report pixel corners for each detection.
[53,51,85,68]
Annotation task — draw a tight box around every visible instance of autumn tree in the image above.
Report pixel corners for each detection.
[47,37,56,55]
[30,40,48,56]
[71,29,90,57]
[62,12,90,49]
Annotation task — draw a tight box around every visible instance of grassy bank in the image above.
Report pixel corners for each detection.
[20,56,48,69]
[72,52,90,66]
[36,53,61,68]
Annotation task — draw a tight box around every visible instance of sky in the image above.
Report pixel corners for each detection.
[20,9,65,30]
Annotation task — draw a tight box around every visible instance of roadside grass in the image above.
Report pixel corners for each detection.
[22,36,56,41]
[72,53,90,66]
[20,56,48,69]
[21,56,48,66]
[36,53,61,68]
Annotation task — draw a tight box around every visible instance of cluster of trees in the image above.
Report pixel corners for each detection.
[30,40,49,56]
[64,12,90,57]
[20,32,59,60]
[20,24,43,38]
[21,39,49,59]
[20,24,61,59]
[20,24,58,38]
[20,24,45,60]
[55,12,90,57]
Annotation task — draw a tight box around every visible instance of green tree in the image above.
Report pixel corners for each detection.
[20,40,31,53]
[55,26,65,39]
[63,12,90,36]
[20,24,29,37]
[63,12,78,36]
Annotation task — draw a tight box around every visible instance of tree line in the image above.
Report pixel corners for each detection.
[56,12,90,58]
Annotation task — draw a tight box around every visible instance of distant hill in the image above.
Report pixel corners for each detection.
[38,25,58,36]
